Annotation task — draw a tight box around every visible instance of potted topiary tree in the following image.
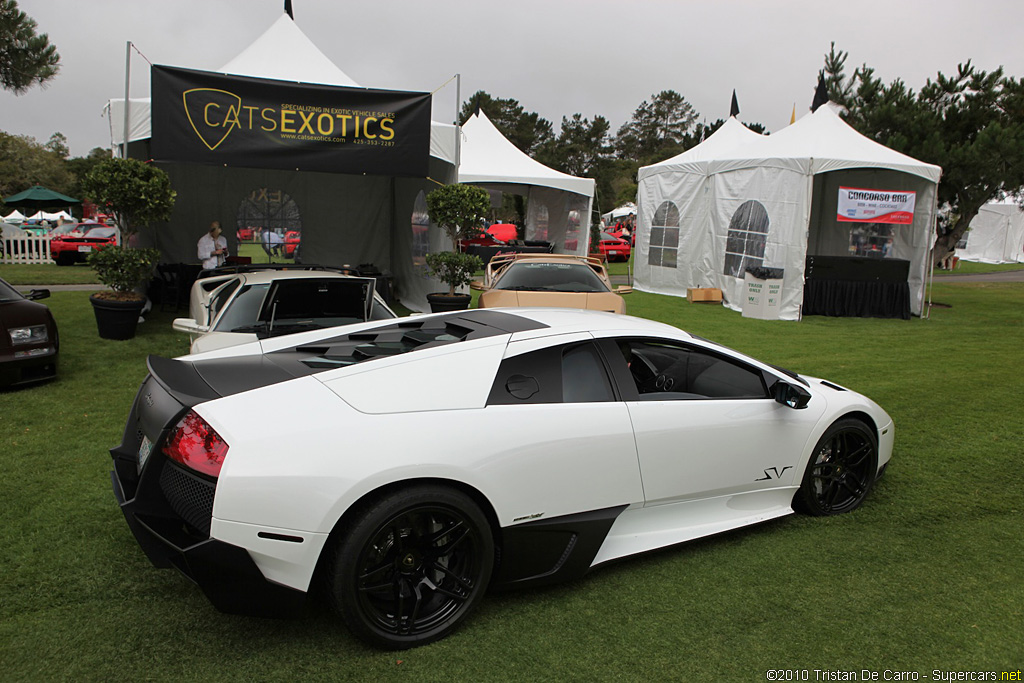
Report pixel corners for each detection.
[80,158,176,339]
[424,184,489,312]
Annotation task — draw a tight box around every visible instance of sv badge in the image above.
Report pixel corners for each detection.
[756,466,792,481]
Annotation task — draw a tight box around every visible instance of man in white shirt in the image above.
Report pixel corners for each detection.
[197,221,228,269]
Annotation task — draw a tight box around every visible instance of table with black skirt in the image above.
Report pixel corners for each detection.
[803,255,911,319]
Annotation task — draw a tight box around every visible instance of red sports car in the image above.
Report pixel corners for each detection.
[605,227,635,247]
[50,223,119,266]
[457,224,520,252]
[597,232,631,262]
[284,231,300,258]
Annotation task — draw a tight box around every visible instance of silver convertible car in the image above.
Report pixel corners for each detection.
[110,308,892,649]
[173,266,396,354]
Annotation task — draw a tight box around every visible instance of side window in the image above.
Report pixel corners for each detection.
[615,339,767,401]
[561,343,613,403]
[487,341,614,406]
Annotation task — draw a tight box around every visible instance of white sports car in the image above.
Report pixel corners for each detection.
[172,266,396,354]
[110,308,893,649]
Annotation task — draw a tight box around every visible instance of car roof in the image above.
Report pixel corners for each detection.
[209,270,366,286]
[498,307,684,338]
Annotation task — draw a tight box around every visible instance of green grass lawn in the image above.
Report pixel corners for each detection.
[1,282,1022,680]
[0,262,101,285]
[942,260,1024,275]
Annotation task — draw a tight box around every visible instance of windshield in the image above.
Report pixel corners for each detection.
[0,279,24,302]
[50,224,85,236]
[213,284,269,332]
[84,226,117,238]
[213,278,381,336]
[495,262,610,293]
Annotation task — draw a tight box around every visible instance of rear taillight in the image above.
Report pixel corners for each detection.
[161,410,229,478]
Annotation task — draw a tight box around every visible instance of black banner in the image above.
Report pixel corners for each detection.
[151,65,432,177]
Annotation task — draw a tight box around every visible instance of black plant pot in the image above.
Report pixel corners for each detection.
[426,292,472,313]
[90,294,146,340]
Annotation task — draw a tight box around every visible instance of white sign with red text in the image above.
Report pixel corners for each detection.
[837,187,916,224]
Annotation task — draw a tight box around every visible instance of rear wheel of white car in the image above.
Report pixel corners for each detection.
[329,485,494,649]
[795,418,878,516]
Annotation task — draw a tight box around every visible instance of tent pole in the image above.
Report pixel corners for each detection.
[924,188,941,320]
[122,41,131,160]
[455,73,462,171]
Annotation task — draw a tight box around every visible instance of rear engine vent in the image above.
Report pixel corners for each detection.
[159,461,216,536]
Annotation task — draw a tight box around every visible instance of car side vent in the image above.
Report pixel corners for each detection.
[819,380,847,391]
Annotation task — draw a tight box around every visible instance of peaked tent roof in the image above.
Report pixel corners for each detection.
[458,111,594,197]
[755,105,941,182]
[638,117,763,180]
[217,14,360,87]
[105,13,456,163]
[640,106,940,183]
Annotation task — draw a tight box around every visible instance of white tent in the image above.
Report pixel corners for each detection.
[956,199,1024,264]
[458,111,594,256]
[636,106,941,319]
[105,15,457,165]
[601,202,636,226]
[27,210,74,222]
[3,209,26,223]
[104,13,459,310]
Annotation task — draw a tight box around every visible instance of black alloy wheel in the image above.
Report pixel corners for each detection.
[329,485,494,649]
[796,418,878,516]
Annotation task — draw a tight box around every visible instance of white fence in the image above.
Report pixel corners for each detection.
[1,235,53,264]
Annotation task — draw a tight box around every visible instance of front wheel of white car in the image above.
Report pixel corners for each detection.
[795,418,878,516]
[328,485,494,649]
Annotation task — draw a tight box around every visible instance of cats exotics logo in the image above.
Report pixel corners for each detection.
[182,87,397,151]
[183,88,242,151]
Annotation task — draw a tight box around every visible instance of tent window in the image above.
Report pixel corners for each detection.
[236,188,301,240]
[723,200,769,278]
[649,201,680,269]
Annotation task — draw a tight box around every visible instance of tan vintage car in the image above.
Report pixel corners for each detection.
[472,253,632,313]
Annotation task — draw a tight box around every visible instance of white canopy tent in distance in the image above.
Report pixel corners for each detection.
[458,111,595,257]
[635,105,941,320]
[602,202,636,227]
[956,199,1024,265]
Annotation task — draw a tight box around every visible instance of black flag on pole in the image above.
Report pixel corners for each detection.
[730,90,740,117]
[811,76,829,112]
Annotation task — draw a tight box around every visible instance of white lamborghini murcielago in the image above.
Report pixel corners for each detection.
[110,307,893,649]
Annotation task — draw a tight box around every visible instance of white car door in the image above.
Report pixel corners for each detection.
[606,337,826,506]
[482,335,644,520]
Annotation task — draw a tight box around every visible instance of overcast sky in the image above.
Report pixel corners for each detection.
[4,0,1023,157]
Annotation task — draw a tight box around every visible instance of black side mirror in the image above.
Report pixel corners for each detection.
[26,288,50,301]
[772,380,811,410]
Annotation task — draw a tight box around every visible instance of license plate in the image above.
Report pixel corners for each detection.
[77,245,93,252]
[138,435,153,470]
[609,250,618,256]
